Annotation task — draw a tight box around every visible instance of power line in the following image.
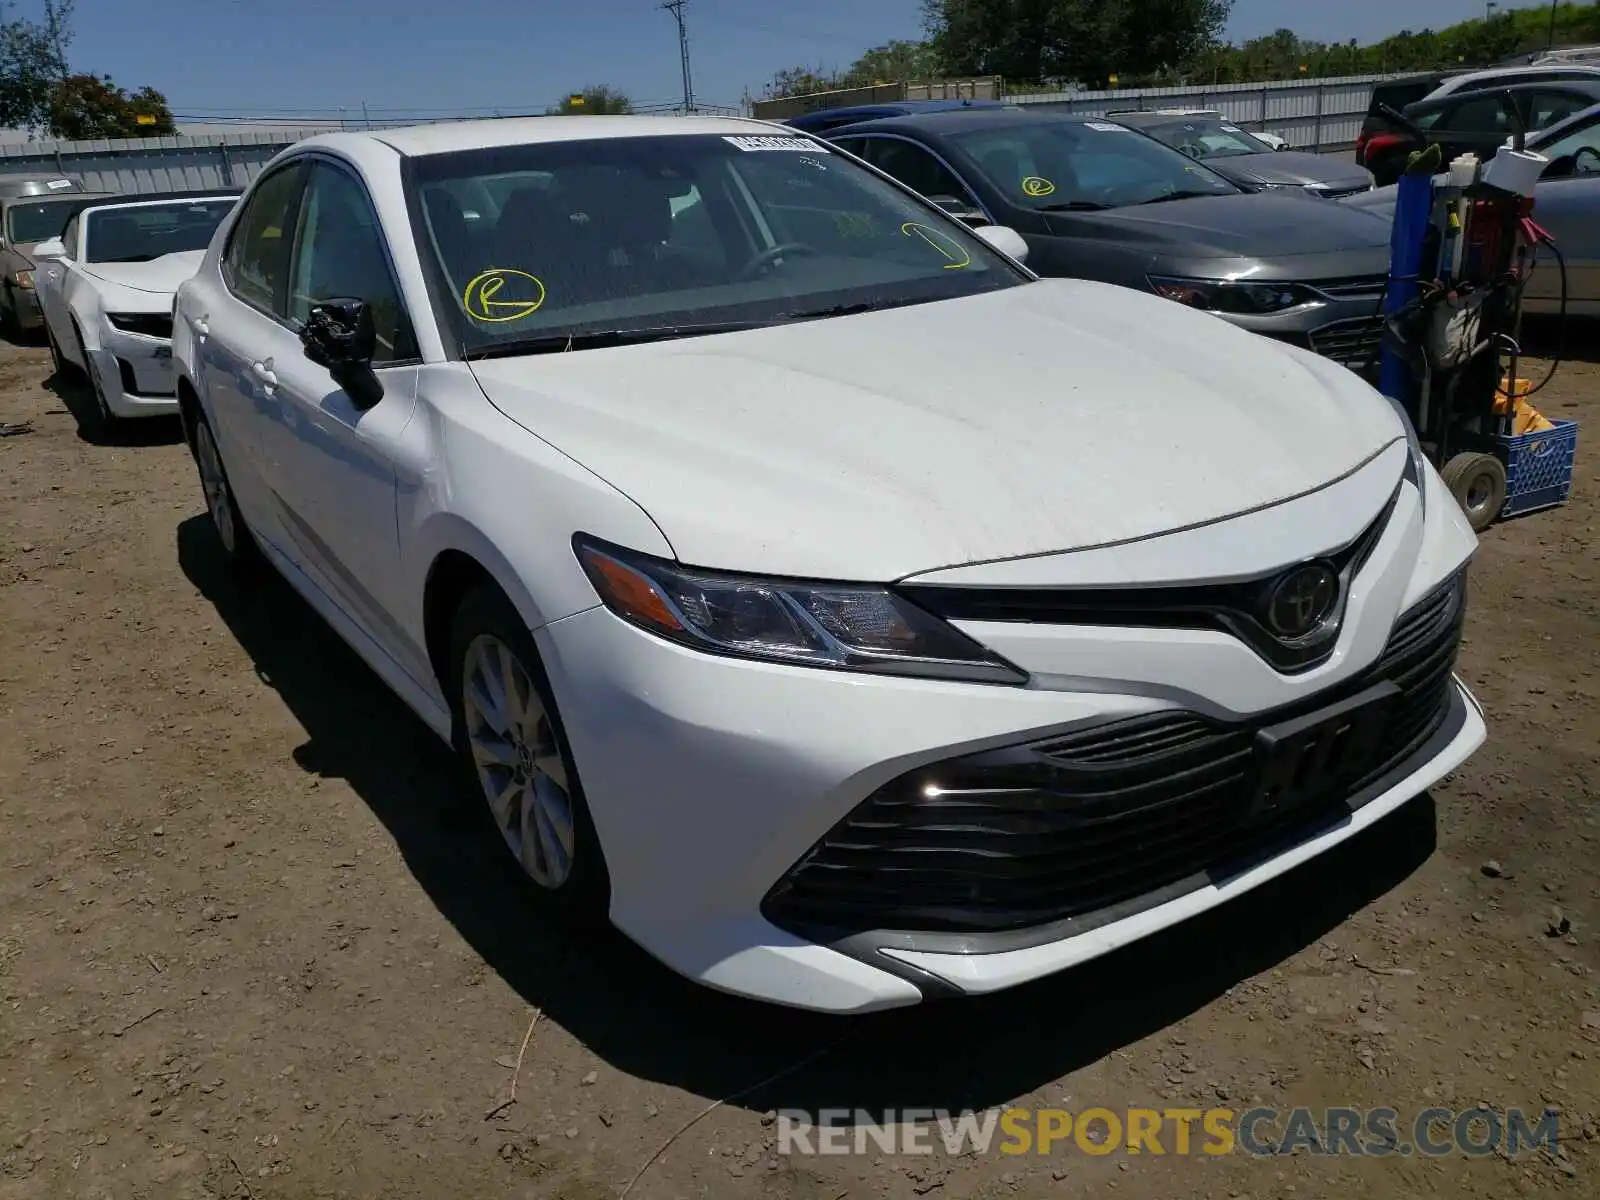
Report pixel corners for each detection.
[661,0,696,113]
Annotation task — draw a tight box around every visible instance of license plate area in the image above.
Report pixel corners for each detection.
[1247,680,1401,820]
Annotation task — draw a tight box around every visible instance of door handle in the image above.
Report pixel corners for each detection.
[251,358,277,396]
[193,313,209,342]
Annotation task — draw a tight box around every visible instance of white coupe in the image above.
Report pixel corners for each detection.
[171,115,1486,1013]
[33,192,240,435]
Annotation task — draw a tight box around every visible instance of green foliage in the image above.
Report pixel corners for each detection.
[921,0,1231,89]
[549,86,633,115]
[0,0,71,130]
[48,73,175,138]
[763,38,944,99]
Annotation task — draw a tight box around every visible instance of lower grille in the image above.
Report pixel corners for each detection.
[1309,314,1385,370]
[763,572,1466,938]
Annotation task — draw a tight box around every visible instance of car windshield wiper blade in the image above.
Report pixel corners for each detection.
[463,321,771,359]
[1134,189,1229,205]
[775,297,923,321]
[1036,200,1111,211]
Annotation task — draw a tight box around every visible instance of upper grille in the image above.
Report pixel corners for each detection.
[1309,274,1388,299]
[762,572,1467,939]
[900,483,1398,675]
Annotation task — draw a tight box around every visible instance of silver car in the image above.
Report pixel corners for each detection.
[1107,110,1375,199]
[0,190,118,336]
[1344,102,1600,315]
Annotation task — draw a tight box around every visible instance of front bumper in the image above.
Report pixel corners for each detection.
[1204,281,1388,378]
[536,462,1482,1013]
[89,326,178,418]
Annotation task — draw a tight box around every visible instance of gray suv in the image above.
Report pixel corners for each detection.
[0,189,116,336]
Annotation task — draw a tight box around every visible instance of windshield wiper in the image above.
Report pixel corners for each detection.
[1134,189,1230,205]
[775,297,923,322]
[1036,200,1111,211]
[463,321,771,360]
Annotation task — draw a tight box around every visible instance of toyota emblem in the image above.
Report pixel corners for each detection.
[1265,564,1340,640]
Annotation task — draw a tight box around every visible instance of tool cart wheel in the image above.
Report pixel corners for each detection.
[1441,452,1508,532]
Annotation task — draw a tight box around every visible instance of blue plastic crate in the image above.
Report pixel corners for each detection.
[1498,417,1578,520]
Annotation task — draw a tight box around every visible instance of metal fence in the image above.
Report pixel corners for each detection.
[1010,73,1387,153]
[0,130,331,193]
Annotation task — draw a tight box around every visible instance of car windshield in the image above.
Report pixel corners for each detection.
[1141,117,1273,159]
[84,199,236,263]
[408,132,1027,355]
[946,119,1241,210]
[6,198,93,245]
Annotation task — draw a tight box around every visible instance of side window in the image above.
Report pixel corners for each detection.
[1529,90,1592,129]
[1445,96,1511,133]
[860,139,980,208]
[287,161,416,364]
[831,136,868,157]
[222,164,305,316]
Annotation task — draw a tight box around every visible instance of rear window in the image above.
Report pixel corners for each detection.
[1370,78,1443,115]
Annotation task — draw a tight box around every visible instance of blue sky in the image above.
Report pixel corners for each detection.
[51,0,1560,119]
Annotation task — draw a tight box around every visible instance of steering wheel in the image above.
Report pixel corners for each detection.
[1575,145,1600,174]
[736,242,818,281]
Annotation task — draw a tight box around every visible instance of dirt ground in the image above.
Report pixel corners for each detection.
[1,331,1596,1200]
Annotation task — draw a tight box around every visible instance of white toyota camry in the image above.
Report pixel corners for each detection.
[171,115,1486,1013]
[33,192,240,434]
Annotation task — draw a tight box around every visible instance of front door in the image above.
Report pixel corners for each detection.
[256,158,429,684]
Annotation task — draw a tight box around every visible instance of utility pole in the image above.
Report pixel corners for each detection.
[1545,0,1558,51]
[662,0,695,113]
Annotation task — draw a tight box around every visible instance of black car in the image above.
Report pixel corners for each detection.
[1106,110,1373,198]
[1358,79,1600,185]
[821,108,1399,374]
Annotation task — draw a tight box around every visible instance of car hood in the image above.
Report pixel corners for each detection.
[1211,151,1373,190]
[1341,183,1399,221]
[81,250,206,295]
[469,279,1405,581]
[1050,191,1392,259]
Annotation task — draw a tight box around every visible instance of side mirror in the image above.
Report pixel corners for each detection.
[32,236,67,260]
[974,224,1029,264]
[928,194,987,226]
[301,297,384,411]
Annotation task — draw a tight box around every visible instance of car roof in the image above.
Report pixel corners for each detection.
[1436,63,1600,88]
[320,114,782,158]
[1407,78,1600,110]
[76,192,240,218]
[820,107,1094,137]
[1,189,118,208]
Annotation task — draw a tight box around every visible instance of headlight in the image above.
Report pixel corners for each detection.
[1386,394,1430,515]
[15,270,33,289]
[1148,276,1322,315]
[574,536,1028,685]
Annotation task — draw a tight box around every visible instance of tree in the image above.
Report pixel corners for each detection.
[0,0,72,130]
[763,66,843,100]
[922,0,1230,89]
[843,39,943,86]
[550,85,632,114]
[47,73,174,138]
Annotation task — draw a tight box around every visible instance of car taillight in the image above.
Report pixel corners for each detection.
[1359,132,1410,165]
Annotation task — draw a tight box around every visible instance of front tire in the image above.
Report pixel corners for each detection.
[446,585,610,924]
[72,323,115,438]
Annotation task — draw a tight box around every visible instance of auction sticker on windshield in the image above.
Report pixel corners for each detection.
[724,136,828,152]
[1084,122,1133,132]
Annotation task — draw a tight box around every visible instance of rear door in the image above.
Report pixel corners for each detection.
[1526,114,1600,314]
[194,160,309,545]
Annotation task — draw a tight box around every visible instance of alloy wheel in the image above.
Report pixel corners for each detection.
[194,421,237,555]
[461,632,577,889]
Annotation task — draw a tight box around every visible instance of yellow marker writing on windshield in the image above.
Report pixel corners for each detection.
[463,269,546,323]
[900,222,971,270]
[1021,176,1056,197]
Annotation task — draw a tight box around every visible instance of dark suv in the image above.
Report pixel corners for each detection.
[1358,80,1600,185]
